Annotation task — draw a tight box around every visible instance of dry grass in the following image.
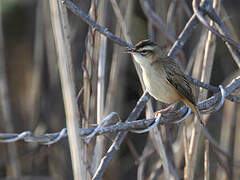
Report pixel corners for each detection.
[0,0,240,179]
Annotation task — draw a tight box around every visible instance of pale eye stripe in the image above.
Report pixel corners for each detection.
[138,45,154,52]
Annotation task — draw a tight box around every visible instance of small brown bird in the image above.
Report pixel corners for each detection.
[127,39,201,123]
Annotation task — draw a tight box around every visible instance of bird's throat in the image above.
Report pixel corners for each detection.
[132,54,151,68]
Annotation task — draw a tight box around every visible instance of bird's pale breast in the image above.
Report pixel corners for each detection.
[142,66,180,103]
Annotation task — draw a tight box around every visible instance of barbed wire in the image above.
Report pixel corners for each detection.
[0,77,239,145]
[0,118,155,145]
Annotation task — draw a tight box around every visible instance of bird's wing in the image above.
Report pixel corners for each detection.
[160,58,196,105]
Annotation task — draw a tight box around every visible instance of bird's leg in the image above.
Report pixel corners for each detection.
[154,103,177,117]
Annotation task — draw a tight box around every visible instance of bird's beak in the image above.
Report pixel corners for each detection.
[124,47,135,54]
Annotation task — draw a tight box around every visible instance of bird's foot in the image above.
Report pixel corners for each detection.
[154,103,176,118]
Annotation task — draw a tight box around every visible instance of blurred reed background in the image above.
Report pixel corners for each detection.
[0,0,239,179]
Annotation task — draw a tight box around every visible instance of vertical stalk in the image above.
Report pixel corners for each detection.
[233,104,240,179]
[49,1,88,179]
[0,2,21,177]
[29,0,44,129]
[91,19,107,174]
[204,140,209,180]
[188,0,220,178]
[216,100,234,179]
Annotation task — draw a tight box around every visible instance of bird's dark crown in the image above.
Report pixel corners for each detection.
[133,39,157,56]
[134,39,157,50]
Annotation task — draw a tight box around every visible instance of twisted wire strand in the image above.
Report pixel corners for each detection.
[0,79,239,144]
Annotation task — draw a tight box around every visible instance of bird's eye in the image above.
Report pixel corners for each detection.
[140,50,148,56]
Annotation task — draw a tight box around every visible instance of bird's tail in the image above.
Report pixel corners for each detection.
[182,99,203,126]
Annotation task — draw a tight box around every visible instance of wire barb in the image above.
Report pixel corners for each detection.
[130,113,162,133]
[202,85,227,114]
[169,107,192,124]
[82,112,121,143]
